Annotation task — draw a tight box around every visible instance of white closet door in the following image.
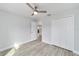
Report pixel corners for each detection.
[31,21,37,40]
[51,16,74,51]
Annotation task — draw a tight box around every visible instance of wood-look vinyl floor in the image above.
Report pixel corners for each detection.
[0,35,78,56]
[13,37,78,56]
[0,48,11,56]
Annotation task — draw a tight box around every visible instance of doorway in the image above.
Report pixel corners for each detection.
[37,25,42,41]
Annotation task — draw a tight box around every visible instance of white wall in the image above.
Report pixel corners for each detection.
[42,16,74,51]
[42,18,52,43]
[31,20,38,41]
[0,11,33,51]
[74,13,79,54]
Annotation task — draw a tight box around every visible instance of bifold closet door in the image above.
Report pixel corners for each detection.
[51,16,74,51]
[42,16,74,51]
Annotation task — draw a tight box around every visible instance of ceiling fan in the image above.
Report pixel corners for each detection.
[26,3,47,16]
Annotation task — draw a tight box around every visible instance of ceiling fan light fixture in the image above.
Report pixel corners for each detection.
[34,11,38,15]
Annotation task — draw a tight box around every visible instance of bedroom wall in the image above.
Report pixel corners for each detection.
[31,19,38,41]
[42,8,79,54]
[0,11,33,51]
[42,16,74,51]
[42,17,52,43]
[74,13,79,54]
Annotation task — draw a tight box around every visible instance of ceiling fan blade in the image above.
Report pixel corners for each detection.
[38,11,47,13]
[26,3,35,10]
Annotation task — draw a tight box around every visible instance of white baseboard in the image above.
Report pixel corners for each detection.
[73,50,79,55]
[18,39,35,46]
[0,45,13,52]
[42,40,79,55]
[42,40,74,51]
[0,39,34,52]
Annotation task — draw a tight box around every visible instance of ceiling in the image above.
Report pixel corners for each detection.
[0,3,79,19]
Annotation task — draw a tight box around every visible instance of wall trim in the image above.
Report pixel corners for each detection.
[42,40,79,55]
[73,50,79,55]
[42,40,74,51]
[0,39,34,52]
[0,45,13,52]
